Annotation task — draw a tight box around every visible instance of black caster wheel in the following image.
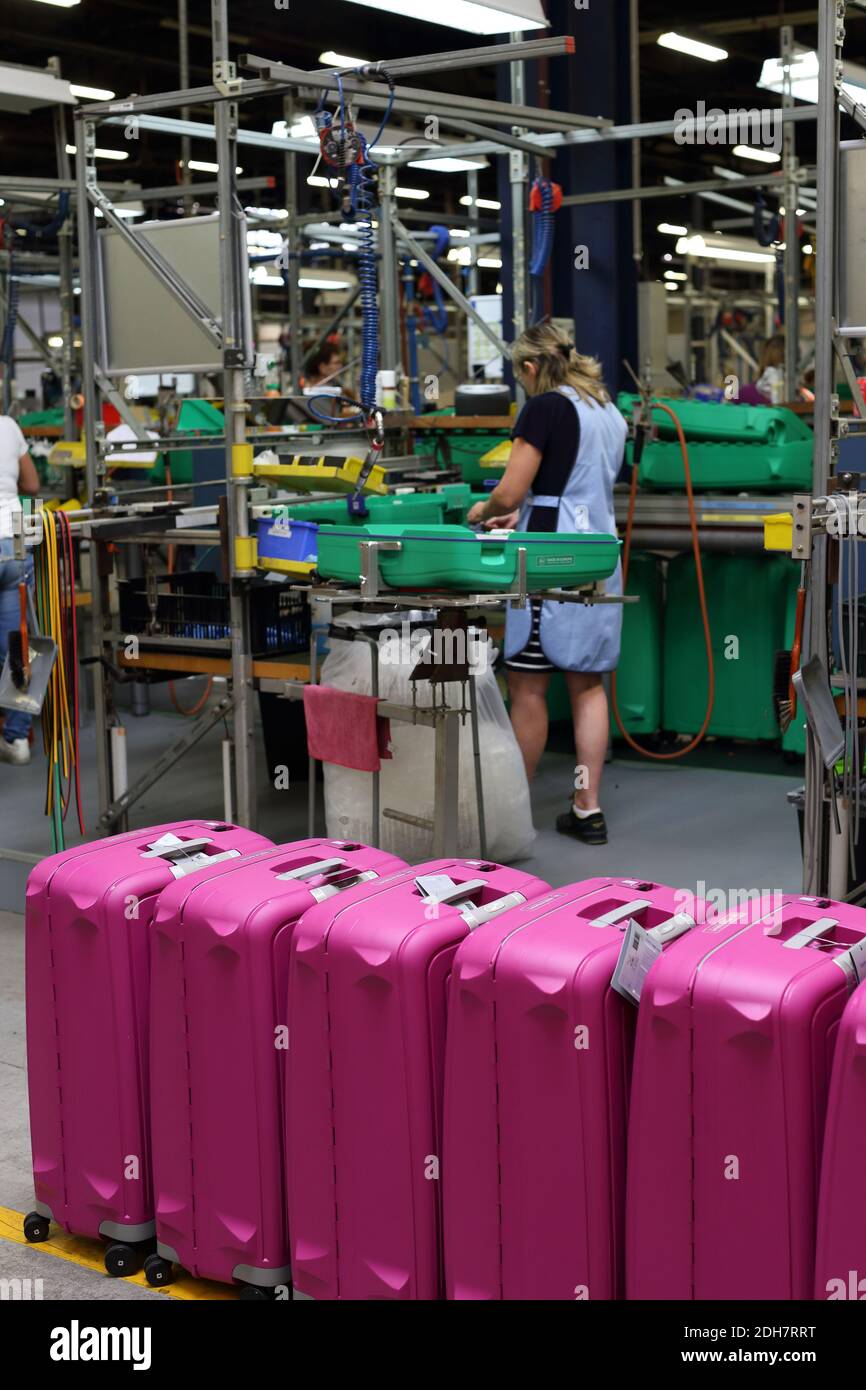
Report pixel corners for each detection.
[143,1253,175,1287]
[239,1284,274,1301]
[104,1242,142,1278]
[23,1211,50,1243]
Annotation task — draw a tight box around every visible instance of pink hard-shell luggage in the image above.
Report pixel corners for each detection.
[286,858,551,1301]
[24,820,271,1275]
[148,839,406,1296]
[814,974,866,1301]
[442,876,697,1301]
[626,893,866,1301]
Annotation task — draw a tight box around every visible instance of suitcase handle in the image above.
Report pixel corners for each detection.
[461,891,526,930]
[142,835,214,859]
[778,917,839,950]
[646,912,695,946]
[416,876,489,906]
[275,857,348,882]
[589,899,652,927]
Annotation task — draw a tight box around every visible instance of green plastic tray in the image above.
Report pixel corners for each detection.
[316,523,620,593]
[617,394,813,492]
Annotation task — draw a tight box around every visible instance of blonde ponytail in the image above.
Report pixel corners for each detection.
[512,322,610,407]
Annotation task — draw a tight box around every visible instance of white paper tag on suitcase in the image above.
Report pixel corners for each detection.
[848,936,866,984]
[611,918,663,1006]
[415,874,462,902]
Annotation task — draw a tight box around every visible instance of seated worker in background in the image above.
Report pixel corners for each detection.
[0,413,41,765]
[467,322,627,846]
[302,341,348,419]
[738,333,785,405]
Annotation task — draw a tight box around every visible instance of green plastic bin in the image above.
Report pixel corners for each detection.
[316,523,621,593]
[543,553,663,737]
[420,410,509,485]
[663,552,790,741]
[154,398,224,485]
[617,394,813,492]
[288,493,448,526]
[610,552,664,737]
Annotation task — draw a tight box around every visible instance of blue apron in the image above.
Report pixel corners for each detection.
[504,385,627,673]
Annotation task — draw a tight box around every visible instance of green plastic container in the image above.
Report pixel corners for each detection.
[610,552,664,737]
[420,410,508,484]
[316,523,621,593]
[288,493,448,526]
[155,398,225,485]
[543,554,663,738]
[617,393,813,492]
[663,553,790,741]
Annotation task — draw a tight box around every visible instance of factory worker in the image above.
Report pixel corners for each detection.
[0,413,41,765]
[467,323,626,845]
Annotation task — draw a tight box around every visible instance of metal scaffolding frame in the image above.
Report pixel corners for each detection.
[71,5,588,831]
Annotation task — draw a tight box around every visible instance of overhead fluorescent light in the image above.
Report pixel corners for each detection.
[657,32,728,63]
[339,0,547,34]
[319,51,369,68]
[184,159,243,175]
[448,247,471,265]
[459,195,501,210]
[395,186,430,200]
[477,256,502,268]
[299,276,353,290]
[408,156,488,172]
[733,145,780,164]
[308,174,336,188]
[664,282,680,292]
[449,228,470,238]
[272,116,317,141]
[47,335,64,348]
[758,48,866,107]
[66,144,129,160]
[664,270,688,281]
[70,83,116,101]
[658,222,688,236]
[31,0,80,7]
[675,233,775,265]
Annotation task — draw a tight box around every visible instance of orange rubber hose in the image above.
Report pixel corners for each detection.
[610,400,715,760]
[169,676,213,716]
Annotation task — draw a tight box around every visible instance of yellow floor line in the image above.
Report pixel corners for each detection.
[0,1204,236,1299]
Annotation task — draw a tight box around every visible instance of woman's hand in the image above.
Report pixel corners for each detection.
[484,510,519,531]
[467,501,488,526]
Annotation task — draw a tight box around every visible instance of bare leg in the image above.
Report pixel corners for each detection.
[507,669,551,781]
[565,671,608,811]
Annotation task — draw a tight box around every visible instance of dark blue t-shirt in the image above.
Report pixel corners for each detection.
[511,391,580,532]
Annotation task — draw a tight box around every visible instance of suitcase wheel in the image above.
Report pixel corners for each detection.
[143,1253,175,1287]
[103,1241,143,1278]
[238,1284,276,1301]
[23,1211,50,1243]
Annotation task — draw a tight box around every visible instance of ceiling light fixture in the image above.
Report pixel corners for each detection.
[657,32,728,63]
[338,0,547,36]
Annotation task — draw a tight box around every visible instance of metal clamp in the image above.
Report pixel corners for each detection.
[358,539,402,599]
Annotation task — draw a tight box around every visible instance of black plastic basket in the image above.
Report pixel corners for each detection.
[118,571,310,656]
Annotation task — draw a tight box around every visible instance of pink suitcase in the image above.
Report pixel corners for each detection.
[286,858,551,1300]
[626,893,866,1301]
[443,876,697,1301]
[148,839,405,1296]
[24,820,271,1274]
[814,974,866,1300]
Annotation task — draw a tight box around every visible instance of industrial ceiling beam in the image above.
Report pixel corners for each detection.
[561,165,817,208]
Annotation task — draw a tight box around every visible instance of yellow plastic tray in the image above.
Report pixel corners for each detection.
[251,454,388,495]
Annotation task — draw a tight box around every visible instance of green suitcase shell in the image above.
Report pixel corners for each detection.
[287,493,448,526]
[316,523,621,593]
[617,394,813,492]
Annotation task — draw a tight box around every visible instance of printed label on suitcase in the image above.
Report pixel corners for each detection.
[611,918,662,1005]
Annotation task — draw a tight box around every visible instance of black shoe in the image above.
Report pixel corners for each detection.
[555,806,608,844]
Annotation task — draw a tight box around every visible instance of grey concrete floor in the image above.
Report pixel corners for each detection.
[0,695,804,1299]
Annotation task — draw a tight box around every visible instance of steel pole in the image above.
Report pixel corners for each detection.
[283,94,303,392]
[802,0,842,894]
[781,24,800,400]
[378,164,401,389]
[76,122,113,821]
[213,0,256,830]
[510,32,529,346]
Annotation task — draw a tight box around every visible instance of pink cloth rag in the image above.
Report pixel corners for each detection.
[303,684,392,773]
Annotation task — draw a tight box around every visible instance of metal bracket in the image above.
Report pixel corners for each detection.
[792,493,813,560]
[214,60,243,98]
[358,539,402,600]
